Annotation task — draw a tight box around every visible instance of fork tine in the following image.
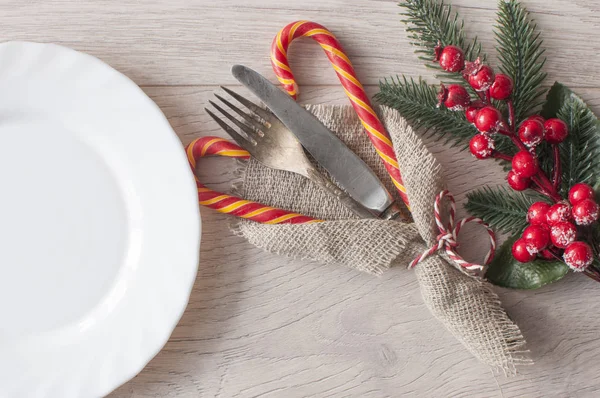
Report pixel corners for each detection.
[208,100,260,141]
[220,86,274,122]
[205,108,255,150]
[214,93,266,136]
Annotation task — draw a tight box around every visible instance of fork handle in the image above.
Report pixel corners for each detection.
[306,168,378,219]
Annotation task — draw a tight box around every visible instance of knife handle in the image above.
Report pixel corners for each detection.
[188,137,410,223]
[307,167,412,222]
[380,202,412,222]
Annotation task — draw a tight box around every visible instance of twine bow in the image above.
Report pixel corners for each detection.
[409,190,496,271]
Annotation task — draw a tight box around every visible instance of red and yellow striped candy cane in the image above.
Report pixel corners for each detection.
[271,21,411,211]
[187,136,320,224]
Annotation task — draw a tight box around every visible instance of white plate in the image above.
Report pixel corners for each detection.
[0,42,200,397]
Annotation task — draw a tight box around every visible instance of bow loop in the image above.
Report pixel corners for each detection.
[409,190,496,272]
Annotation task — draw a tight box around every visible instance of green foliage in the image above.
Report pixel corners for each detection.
[465,186,550,234]
[383,1,600,289]
[557,100,600,190]
[495,135,518,162]
[486,236,569,289]
[375,76,517,153]
[590,225,600,274]
[495,0,547,122]
[384,0,545,153]
[384,1,600,289]
[541,82,600,194]
[375,76,477,145]
[535,141,554,184]
[400,0,485,86]
[540,80,571,118]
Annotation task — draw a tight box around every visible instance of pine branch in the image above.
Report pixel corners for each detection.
[465,186,550,234]
[557,97,600,192]
[495,0,547,122]
[375,76,477,145]
[376,75,516,154]
[400,0,485,86]
[536,140,554,185]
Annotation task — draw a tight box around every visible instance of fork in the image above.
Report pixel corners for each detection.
[205,86,377,219]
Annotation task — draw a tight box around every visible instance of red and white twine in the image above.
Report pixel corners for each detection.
[409,190,496,271]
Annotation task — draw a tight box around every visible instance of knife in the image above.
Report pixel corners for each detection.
[231,64,407,220]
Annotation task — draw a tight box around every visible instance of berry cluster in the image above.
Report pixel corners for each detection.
[513,183,599,271]
[435,42,598,272]
[506,118,568,192]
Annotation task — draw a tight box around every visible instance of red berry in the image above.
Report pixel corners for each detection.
[518,119,545,147]
[512,238,536,263]
[522,225,550,253]
[489,74,513,100]
[539,249,556,260]
[475,106,503,133]
[527,201,551,225]
[437,45,465,73]
[507,170,531,191]
[544,118,569,144]
[538,222,551,233]
[550,221,577,249]
[527,115,545,124]
[568,183,595,205]
[572,198,599,226]
[469,134,495,159]
[512,151,538,178]
[465,105,480,123]
[546,202,572,225]
[563,241,594,271]
[468,65,495,91]
[442,84,471,110]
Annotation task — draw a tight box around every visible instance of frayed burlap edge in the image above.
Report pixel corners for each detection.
[229,104,531,374]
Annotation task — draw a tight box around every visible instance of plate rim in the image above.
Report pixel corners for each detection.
[0,40,201,397]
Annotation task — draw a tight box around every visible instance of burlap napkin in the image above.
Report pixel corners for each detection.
[232,104,530,373]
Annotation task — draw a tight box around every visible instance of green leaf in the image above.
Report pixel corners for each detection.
[399,0,485,88]
[539,82,600,195]
[588,224,600,274]
[495,0,547,122]
[465,186,550,234]
[540,81,571,119]
[486,236,569,289]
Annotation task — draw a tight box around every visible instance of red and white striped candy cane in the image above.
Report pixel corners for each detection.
[409,190,496,271]
[187,137,320,224]
[270,20,411,211]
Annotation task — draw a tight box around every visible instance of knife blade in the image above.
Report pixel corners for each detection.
[231,64,398,218]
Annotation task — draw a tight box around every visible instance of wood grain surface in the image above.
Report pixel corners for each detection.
[5,0,600,396]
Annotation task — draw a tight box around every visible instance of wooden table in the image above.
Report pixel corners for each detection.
[7,0,600,396]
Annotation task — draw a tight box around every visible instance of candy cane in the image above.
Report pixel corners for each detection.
[187,137,320,224]
[270,20,411,211]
